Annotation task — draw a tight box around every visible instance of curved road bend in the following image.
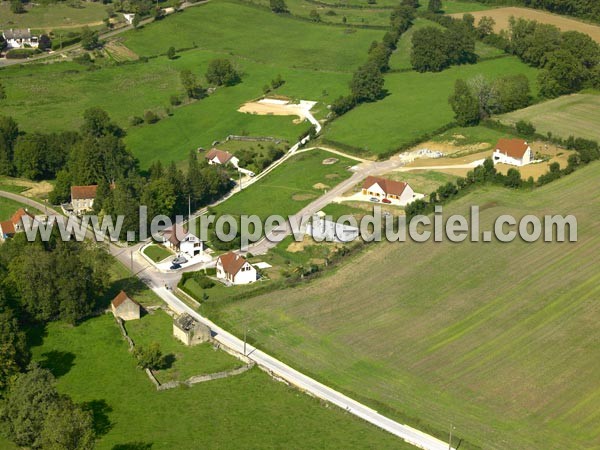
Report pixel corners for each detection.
[0,190,453,450]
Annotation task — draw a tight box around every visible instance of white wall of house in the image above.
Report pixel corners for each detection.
[362,182,386,197]
[180,235,203,256]
[399,184,415,205]
[493,147,533,167]
[233,263,256,284]
[73,198,94,215]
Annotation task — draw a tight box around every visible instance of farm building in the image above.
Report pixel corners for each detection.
[306,216,359,243]
[70,185,98,215]
[162,224,204,257]
[0,208,36,241]
[205,148,239,167]
[2,29,38,49]
[216,252,257,285]
[362,176,416,205]
[173,313,211,346]
[111,291,141,321]
[492,139,533,166]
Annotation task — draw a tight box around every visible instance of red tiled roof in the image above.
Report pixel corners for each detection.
[362,176,408,197]
[11,208,34,225]
[71,185,98,200]
[217,252,248,277]
[495,139,529,159]
[0,220,15,236]
[163,223,187,246]
[205,148,233,164]
[111,290,140,308]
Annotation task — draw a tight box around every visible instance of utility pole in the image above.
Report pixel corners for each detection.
[448,424,455,450]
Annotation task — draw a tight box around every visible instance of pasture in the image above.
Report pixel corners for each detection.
[206,162,600,449]
[212,149,354,219]
[324,57,539,157]
[0,1,107,31]
[498,92,600,142]
[450,7,600,43]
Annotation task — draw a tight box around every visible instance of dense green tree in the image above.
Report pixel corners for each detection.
[10,0,25,14]
[330,95,356,116]
[80,107,122,138]
[132,14,140,29]
[400,0,418,8]
[504,168,523,188]
[445,22,477,65]
[180,69,205,99]
[133,342,165,369]
[80,26,99,51]
[40,398,95,450]
[0,115,18,175]
[427,0,442,12]
[476,16,495,38]
[561,31,600,69]
[350,62,385,102]
[390,5,415,33]
[0,306,28,391]
[515,120,536,136]
[167,46,176,59]
[205,58,241,86]
[538,49,588,98]
[270,0,287,13]
[0,81,6,100]
[467,75,496,120]
[411,27,449,72]
[493,74,531,113]
[141,177,177,219]
[449,79,480,126]
[38,34,52,51]
[367,42,392,72]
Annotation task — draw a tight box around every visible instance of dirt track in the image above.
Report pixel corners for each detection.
[450,7,600,43]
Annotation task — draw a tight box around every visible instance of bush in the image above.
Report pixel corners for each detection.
[6,48,39,59]
[144,110,160,124]
[130,116,144,126]
[169,94,181,106]
[515,120,536,136]
[194,274,215,289]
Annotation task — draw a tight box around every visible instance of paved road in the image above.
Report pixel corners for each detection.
[0,188,453,450]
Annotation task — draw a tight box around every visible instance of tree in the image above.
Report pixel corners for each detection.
[205,59,240,86]
[350,62,384,102]
[270,0,287,13]
[0,115,19,175]
[0,307,28,391]
[411,27,449,72]
[132,14,140,29]
[427,0,441,13]
[477,16,495,38]
[493,74,531,113]
[40,398,95,450]
[180,69,205,99]
[37,34,51,51]
[538,50,588,98]
[561,31,600,69]
[80,26,99,51]
[271,74,285,89]
[367,42,392,72]
[504,168,523,188]
[330,95,355,116]
[467,75,497,120]
[133,342,165,370]
[167,46,176,59]
[10,0,25,14]
[144,110,160,124]
[309,9,320,22]
[445,22,477,65]
[449,79,480,126]
[81,107,122,138]
[515,120,536,136]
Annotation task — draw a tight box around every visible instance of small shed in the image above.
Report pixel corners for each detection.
[111,291,141,321]
[173,313,211,346]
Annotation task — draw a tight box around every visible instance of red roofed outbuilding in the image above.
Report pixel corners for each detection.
[111,290,141,321]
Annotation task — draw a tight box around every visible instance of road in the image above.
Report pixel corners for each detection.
[0,188,454,450]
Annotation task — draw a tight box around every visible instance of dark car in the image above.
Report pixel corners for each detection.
[169,263,182,270]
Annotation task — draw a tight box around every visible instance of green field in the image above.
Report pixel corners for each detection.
[0,196,29,220]
[213,149,354,220]
[497,92,600,142]
[304,0,493,13]
[0,1,108,31]
[204,162,600,449]
[324,57,539,157]
[143,244,173,263]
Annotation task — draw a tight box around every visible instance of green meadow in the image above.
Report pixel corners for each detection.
[0,1,108,31]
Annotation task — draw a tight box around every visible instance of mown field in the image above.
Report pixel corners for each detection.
[0,196,30,220]
[0,1,107,31]
[206,162,600,449]
[498,92,600,142]
[324,57,539,157]
[213,149,354,219]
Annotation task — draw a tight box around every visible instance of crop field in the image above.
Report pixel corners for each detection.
[207,162,600,449]
[213,149,353,219]
[450,7,600,43]
[0,1,108,31]
[498,92,600,142]
[324,57,539,157]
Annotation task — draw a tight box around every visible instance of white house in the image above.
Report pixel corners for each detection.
[2,29,38,49]
[162,224,204,257]
[216,252,257,285]
[492,139,533,167]
[71,185,98,215]
[362,176,416,205]
[0,208,36,241]
[205,148,239,168]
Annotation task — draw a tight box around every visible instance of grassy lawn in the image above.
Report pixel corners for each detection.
[23,313,412,449]
[431,124,520,147]
[324,57,539,157]
[0,1,108,31]
[497,92,600,142]
[0,196,36,220]
[143,244,173,263]
[203,162,600,449]
[124,309,242,383]
[104,258,163,308]
[213,149,354,220]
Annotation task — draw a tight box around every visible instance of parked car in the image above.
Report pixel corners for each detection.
[382,198,391,204]
[169,263,182,270]
[369,197,380,202]
[172,256,187,265]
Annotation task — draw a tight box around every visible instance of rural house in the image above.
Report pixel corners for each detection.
[162,224,204,257]
[216,252,257,285]
[0,208,36,241]
[173,313,211,346]
[492,139,534,166]
[205,148,239,167]
[111,290,141,321]
[2,29,39,49]
[362,176,416,205]
[71,185,98,215]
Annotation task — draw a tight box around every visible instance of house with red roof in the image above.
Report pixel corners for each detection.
[492,139,533,167]
[216,252,257,285]
[111,290,141,321]
[0,208,36,241]
[71,185,98,215]
[361,176,417,205]
[205,148,239,168]
[162,223,204,257]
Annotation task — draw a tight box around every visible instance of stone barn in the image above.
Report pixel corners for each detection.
[173,313,211,346]
[111,291,141,321]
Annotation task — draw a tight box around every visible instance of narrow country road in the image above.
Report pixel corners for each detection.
[0,189,454,450]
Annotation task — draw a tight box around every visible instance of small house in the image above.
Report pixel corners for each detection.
[0,208,36,240]
[111,291,141,321]
[361,176,416,205]
[205,148,239,168]
[216,252,257,285]
[173,313,211,346]
[71,185,98,215]
[162,224,204,257]
[2,29,39,49]
[492,139,533,166]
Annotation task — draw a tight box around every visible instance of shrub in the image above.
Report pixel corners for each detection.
[169,94,181,106]
[130,116,144,126]
[144,110,160,124]
[515,120,536,136]
[6,48,38,59]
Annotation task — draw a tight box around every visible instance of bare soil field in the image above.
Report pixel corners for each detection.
[450,7,600,43]
[238,98,315,124]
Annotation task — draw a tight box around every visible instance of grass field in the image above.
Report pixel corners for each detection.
[0,196,30,220]
[213,149,354,220]
[497,92,600,142]
[143,244,173,263]
[205,162,600,449]
[324,57,539,157]
[309,0,493,13]
[0,1,108,31]
[450,6,600,43]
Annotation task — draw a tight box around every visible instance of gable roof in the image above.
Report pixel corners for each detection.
[217,252,249,277]
[163,223,188,246]
[1,209,35,236]
[495,139,529,159]
[71,185,98,200]
[362,176,408,197]
[11,208,34,225]
[111,290,140,309]
[205,148,233,164]
[0,220,15,236]
[3,29,32,40]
